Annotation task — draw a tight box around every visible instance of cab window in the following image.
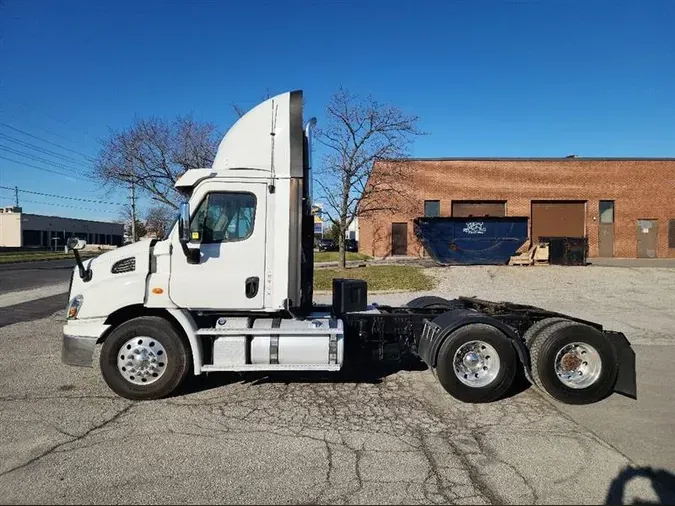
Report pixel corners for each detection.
[190,192,256,243]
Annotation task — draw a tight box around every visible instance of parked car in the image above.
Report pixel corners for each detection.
[345,239,358,252]
[317,238,337,251]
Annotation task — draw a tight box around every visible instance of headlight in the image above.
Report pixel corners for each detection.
[66,295,84,320]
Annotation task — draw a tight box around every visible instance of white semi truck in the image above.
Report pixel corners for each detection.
[62,90,636,405]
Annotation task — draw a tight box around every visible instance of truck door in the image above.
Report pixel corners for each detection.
[169,181,267,310]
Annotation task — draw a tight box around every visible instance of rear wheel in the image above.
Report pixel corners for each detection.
[435,323,517,403]
[100,316,190,401]
[529,320,618,404]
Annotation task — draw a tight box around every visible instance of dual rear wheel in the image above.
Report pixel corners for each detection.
[434,319,618,404]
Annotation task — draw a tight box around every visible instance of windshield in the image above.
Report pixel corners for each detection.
[163,212,179,241]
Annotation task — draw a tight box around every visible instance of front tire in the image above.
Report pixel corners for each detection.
[529,320,618,405]
[100,316,190,401]
[435,323,517,403]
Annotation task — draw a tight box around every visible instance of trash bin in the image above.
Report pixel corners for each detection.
[538,236,588,266]
[413,216,529,265]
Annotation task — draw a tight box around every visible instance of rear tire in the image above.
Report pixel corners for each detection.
[522,317,568,348]
[406,296,462,310]
[435,323,517,403]
[100,316,190,401]
[529,320,618,404]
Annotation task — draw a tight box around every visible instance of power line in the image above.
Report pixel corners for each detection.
[19,198,118,214]
[0,122,96,162]
[0,132,92,166]
[0,190,117,214]
[0,105,93,149]
[0,154,92,180]
[0,185,124,206]
[2,99,94,140]
[0,145,91,175]
[0,146,94,181]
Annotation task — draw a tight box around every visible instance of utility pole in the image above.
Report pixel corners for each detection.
[14,186,19,208]
[130,178,137,242]
[120,168,138,242]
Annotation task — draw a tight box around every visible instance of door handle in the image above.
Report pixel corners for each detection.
[245,277,259,299]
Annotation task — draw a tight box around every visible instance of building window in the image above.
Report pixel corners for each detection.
[599,200,614,224]
[424,200,440,217]
[669,220,675,249]
[452,201,506,218]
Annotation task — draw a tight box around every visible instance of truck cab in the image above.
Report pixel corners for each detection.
[62,90,345,398]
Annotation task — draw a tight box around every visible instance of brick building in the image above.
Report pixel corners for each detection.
[359,158,675,259]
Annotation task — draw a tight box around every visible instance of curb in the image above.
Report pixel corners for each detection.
[314,289,419,295]
[0,254,98,266]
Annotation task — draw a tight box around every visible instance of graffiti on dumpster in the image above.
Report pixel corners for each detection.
[462,222,487,235]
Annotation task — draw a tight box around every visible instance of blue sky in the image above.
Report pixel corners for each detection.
[1,0,673,221]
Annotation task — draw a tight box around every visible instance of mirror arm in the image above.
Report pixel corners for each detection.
[73,249,92,281]
[180,242,200,264]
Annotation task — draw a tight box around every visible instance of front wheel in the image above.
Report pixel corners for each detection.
[435,323,517,403]
[99,316,190,401]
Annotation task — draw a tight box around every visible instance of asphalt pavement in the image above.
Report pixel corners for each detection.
[0,260,674,504]
[0,258,75,292]
[0,259,75,326]
[0,311,671,505]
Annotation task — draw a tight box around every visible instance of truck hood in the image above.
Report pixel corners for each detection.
[85,239,153,273]
[68,240,154,319]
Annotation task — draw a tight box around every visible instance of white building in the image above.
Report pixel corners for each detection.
[347,217,359,241]
[0,207,124,248]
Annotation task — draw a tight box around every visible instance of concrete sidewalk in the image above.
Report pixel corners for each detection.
[317,256,675,269]
[588,257,675,268]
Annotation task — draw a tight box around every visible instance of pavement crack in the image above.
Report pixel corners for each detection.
[0,403,133,478]
[475,433,539,504]
[416,429,455,505]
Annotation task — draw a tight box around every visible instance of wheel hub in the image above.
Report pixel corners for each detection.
[463,352,482,370]
[560,352,582,371]
[117,337,167,385]
[554,342,602,389]
[453,340,501,388]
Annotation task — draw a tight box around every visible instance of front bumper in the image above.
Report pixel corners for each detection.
[62,318,110,367]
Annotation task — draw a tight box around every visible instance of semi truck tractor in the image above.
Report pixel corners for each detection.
[61,90,636,405]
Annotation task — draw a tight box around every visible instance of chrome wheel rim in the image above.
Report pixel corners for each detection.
[453,340,501,387]
[554,342,602,389]
[117,336,167,385]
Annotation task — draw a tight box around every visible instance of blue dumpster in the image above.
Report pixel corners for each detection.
[413,217,529,265]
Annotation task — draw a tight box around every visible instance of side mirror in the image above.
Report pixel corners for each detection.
[177,201,200,264]
[67,238,87,251]
[178,202,191,244]
[67,238,91,281]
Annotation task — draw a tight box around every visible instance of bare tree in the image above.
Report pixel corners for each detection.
[94,115,220,209]
[117,204,147,241]
[315,87,424,268]
[145,205,175,239]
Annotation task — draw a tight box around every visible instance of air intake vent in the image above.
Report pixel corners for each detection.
[111,257,136,274]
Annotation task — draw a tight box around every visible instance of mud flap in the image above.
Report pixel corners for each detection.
[607,331,637,399]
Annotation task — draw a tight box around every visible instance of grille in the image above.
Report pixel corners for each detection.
[111,257,136,274]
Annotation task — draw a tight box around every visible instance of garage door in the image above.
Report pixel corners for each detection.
[531,202,586,243]
[452,201,506,217]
